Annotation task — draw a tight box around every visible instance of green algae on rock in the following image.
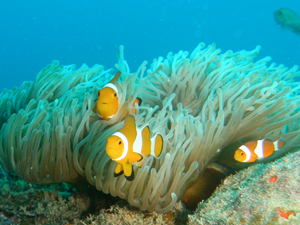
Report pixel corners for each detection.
[189,151,300,224]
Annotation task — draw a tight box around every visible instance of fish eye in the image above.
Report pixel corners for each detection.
[114,93,117,97]
[240,152,244,155]
[97,91,100,97]
[118,141,122,145]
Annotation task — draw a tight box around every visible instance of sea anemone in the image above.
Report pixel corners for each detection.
[1,43,300,213]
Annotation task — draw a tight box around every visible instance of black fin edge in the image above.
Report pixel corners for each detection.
[125,169,134,181]
[114,170,124,177]
[156,134,163,157]
[137,154,144,162]
[136,97,142,106]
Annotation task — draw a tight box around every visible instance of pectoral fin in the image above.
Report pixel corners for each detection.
[248,152,259,162]
[128,153,143,163]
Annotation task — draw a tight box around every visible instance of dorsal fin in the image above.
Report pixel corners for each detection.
[123,115,136,130]
[109,71,121,84]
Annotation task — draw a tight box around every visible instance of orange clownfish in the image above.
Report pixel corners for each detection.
[94,71,142,120]
[105,115,163,181]
[234,139,285,163]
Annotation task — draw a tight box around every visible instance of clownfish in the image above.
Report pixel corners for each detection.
[105,115,163,181]
[94,71,142,120]
[234,139,285,163]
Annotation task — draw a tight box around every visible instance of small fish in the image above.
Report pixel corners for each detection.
[274,8,300,35]
[94,71,142,120]
[234,139,285,163]
[105,115,163,181]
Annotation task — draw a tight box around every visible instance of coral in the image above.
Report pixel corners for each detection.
[0,170,189,224]
[83,200,190,225]
[1,151,300,224]
[0,170,85,224]
[188,150,300,224]
[1,43,300,213]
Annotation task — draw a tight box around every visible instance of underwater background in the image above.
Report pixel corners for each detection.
[0,0,299,91]
[1,1,300,224]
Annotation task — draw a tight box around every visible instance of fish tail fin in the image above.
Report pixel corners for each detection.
[274,139,285,150]
[151,134,163,157]
[131,97,142,114]
[135,97,142,106]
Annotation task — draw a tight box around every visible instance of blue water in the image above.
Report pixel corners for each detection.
[0,0,299,91]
